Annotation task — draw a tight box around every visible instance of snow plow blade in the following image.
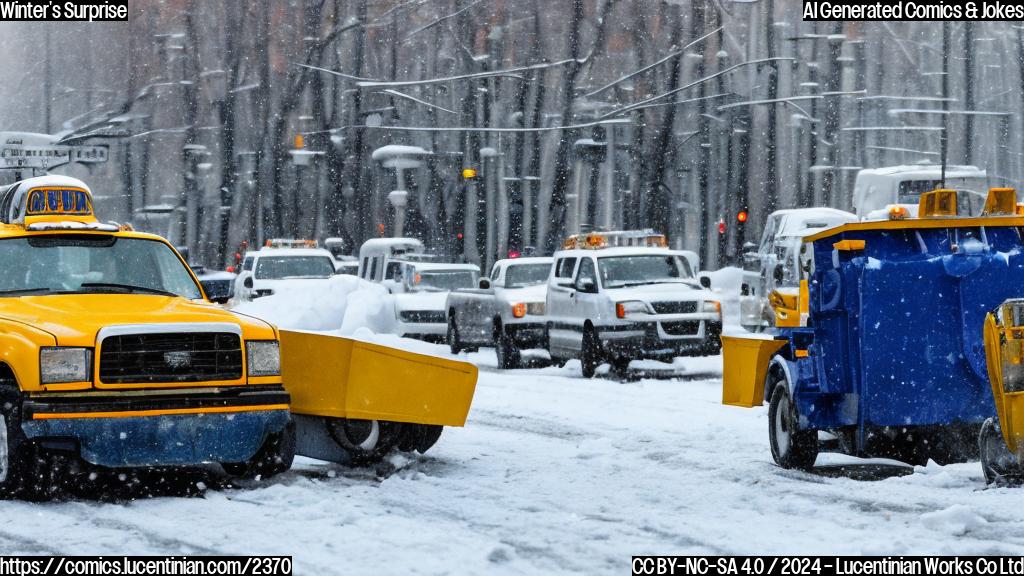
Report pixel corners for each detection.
[280,330,478,426]
[721,335,787,408]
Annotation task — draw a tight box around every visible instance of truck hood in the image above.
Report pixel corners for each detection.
[394,291,449,311]
[603,282,705,302]
[498,284,547,303]
[0,294,276,346]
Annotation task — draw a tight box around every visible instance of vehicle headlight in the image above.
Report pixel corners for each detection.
[526,302,545,316]
[40,347,91,384]
[616,300,649,318]
[247,340,280,377]
[702,301,722,314]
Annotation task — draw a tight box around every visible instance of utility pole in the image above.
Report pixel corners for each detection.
[941,21,950,186]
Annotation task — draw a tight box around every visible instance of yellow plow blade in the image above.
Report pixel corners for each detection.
[721,335,786,408]
[280,330,478,427]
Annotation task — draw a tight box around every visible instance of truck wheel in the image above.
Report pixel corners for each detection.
[223,419,296,480]
[327,418,401,466]
[447,317,463,354]
[768,381,818,470]
[396,424,444,454]
[496,327,521,369]
[580,326,601,379]
[980,417,1018,484]
[0,389,30,498]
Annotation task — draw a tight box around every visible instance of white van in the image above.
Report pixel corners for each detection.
[357,238,427,292]
[852,165,988,218]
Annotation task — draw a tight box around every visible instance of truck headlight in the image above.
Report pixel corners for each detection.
[616,301,648,318]
[247,340,280,377]
[526,302,545,316]
[40,347,91,384]
[702,301,722,314]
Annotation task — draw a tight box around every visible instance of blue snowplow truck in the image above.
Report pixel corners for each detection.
[722,188,1024,468]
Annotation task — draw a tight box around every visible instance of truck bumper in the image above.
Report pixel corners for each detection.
[506,322,546,348]
[599,319,723,358]
[21,385,290,468]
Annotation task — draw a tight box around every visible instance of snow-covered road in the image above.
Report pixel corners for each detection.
[2,345,1023,573]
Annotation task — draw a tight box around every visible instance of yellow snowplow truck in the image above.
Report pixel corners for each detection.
[980,299,1024,483]
[0,175,476,497]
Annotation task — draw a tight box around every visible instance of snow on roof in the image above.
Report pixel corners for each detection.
[371,145,431,160]
[771,207,858,237]
[13,174,91,192]
[406,261,480,272]
[360,237,424,250]
[857,164,986,179]
[255,247,334,257]
[495,257,553,267]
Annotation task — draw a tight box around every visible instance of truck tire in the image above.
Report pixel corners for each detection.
[223,419,296,480]
[980,417,1018,484]
[0,388,31,498]
[396,424,444,454]
[580,326,601,379]
[768,381,818,470]
[327,418,401,466]
[496,325,521,370]
[447,316,463,354]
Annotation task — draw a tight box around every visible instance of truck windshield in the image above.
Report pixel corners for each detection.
[505,264,550,288]
[598,255,692,288]
[255,256,335,279]
[0,235,201,298]
[414,270,477,291]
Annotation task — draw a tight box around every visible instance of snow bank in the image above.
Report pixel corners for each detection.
[702,266,745,331]
[233,275,396,335]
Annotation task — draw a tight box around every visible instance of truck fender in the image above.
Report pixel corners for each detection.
[766,355,794,403]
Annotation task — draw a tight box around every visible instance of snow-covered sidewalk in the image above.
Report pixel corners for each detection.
[1,344,1022,573]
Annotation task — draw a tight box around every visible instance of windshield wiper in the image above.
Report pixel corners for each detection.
[77,283,177,297]
[0,287,53,296]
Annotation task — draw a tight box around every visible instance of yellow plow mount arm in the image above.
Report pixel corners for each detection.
[280,330,478,427]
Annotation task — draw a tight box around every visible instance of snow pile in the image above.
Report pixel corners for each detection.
[920,505,989,536]
[701,266,745,331]
[232,275,396,335]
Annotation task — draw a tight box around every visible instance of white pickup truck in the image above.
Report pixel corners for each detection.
[445,257,553,368]
[393,261,480,341]
[545,231,722,378]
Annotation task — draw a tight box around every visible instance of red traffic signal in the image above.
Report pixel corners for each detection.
[717,220,726,235]
[456,232,464,240]
[737,210,748,223]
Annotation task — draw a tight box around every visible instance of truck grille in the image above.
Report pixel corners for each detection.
[99,333,243,384]
[650,301,698,315]
[660,321,701,336]
[399,310,446,324]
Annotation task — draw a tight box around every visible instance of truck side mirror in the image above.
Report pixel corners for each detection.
[699,276,711,289]
[741,283,751,296]
[773,264,784,284]
[479,278,491,289]
[243,276,253,289]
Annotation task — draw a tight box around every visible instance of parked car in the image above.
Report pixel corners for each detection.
[545,230,722,378]
[394,261,480,341]
[191,265,236,304]
[446,257,553,368]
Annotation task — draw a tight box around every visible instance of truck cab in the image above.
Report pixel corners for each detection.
[445,257,553,368]
[233,241,336,301]
[357,237,427,293]
[0,175,292,495]
[740,208,857,332]
[852,165,987,219]
[545,230,722,378]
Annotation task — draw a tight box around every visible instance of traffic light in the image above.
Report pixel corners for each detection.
[462,168,478,180]
[717,219,726,235]
[737,210,748,223]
